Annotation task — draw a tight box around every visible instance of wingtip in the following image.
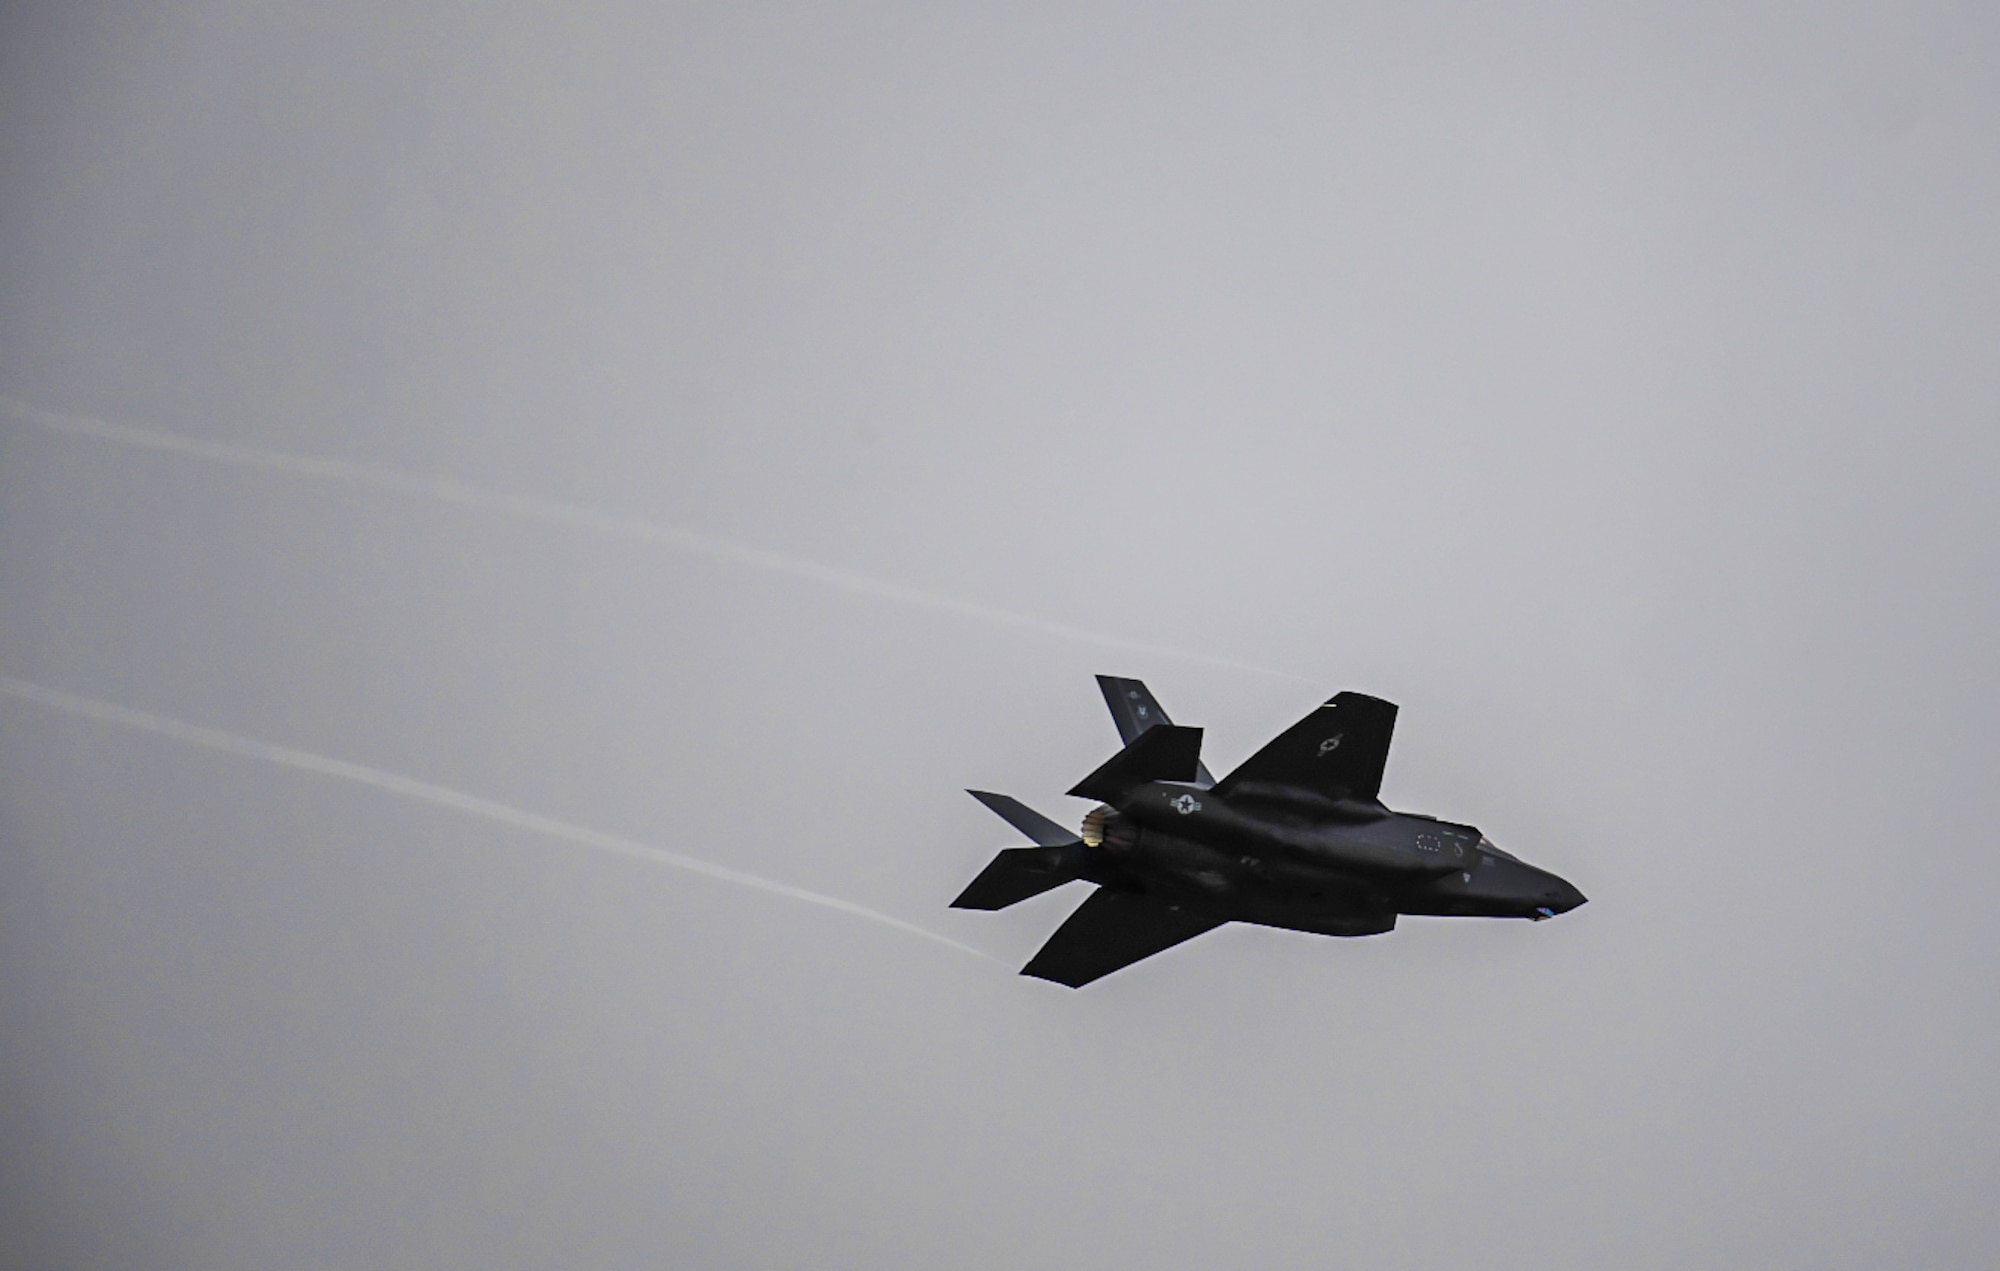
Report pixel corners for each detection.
[1331,690,1399,713]
[1019,963,1086,988]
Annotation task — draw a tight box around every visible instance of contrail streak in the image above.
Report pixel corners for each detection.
[1,396,1311,683]
[0,675,996,963]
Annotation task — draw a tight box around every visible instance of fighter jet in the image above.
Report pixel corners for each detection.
[954,676,1586,986]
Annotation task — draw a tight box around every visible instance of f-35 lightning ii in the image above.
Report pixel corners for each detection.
[954,677,1586,987]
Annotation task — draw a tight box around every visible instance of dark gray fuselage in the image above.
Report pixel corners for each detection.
[1086,781,1585,935]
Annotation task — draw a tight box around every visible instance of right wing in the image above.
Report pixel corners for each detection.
[1095,675,1216,788]
[1212,691,1398,802]
[1020,888,1225,987]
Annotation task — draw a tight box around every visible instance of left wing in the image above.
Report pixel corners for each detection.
[1212,691,1398,802]
[1020,888,1224,987]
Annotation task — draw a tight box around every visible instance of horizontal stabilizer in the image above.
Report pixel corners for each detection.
[951,846,1078,910]
[1067,724,1203,804]
[1095,676,1215,787]
[1022,888,1224,987]
[966,790,1081,847]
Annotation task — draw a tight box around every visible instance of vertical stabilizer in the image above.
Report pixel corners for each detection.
[1095,676,1215,788]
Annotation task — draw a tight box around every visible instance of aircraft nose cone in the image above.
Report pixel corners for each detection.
[1546,879,1587,913]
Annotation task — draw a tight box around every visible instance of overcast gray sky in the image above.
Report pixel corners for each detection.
[3,2,1997,1268]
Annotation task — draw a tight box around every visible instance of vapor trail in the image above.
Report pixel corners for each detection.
[1,396,1310,683]
[0,675,995,962]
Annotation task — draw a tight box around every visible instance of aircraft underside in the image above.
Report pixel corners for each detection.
[954,676,1585,987]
